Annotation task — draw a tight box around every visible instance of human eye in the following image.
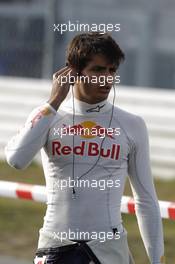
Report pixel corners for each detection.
[92,66,104,72]
[109,67,117,73]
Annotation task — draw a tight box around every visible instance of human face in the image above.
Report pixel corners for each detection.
[74,54,117,104]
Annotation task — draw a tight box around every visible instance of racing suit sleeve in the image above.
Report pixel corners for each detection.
[5,103,57,169]
[128,117,165,264]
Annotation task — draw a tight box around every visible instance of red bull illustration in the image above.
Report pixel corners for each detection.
[52,121,121,160]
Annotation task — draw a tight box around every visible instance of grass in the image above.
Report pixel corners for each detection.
[0,160,175,263]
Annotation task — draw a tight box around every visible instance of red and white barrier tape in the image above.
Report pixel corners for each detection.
[0,180,175,220]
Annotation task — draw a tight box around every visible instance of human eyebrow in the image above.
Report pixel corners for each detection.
[109,66,117,72]
[90,65,106,71]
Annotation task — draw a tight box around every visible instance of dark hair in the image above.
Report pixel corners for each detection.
[66,32,125,73]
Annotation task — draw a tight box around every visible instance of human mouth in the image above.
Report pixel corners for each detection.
[99,87,111,93]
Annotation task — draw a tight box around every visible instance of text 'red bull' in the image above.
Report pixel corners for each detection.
[52,141,120,160]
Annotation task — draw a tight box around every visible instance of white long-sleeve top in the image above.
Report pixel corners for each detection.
[5,96,164,263]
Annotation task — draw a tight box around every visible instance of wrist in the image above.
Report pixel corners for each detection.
[47,97,62,111]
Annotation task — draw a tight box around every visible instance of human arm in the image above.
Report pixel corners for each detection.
[5,67,74,169]
[128,117,165,264]
[4,103,57,169]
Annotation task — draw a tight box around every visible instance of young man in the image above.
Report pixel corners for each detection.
[5,32,165,264]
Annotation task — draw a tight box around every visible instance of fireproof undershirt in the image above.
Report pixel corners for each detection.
[5,95,164,263]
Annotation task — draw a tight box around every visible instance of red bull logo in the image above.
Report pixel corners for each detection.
[52,140,120,160]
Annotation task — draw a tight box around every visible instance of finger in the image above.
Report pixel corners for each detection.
[53,69,71,85]
[61,69,78,84]
[55,69,77,86]
[54,69,72,86]
[55,66,78,80]
[58,68,76,82]
[53,66,70,79]
[67,69,77,84]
